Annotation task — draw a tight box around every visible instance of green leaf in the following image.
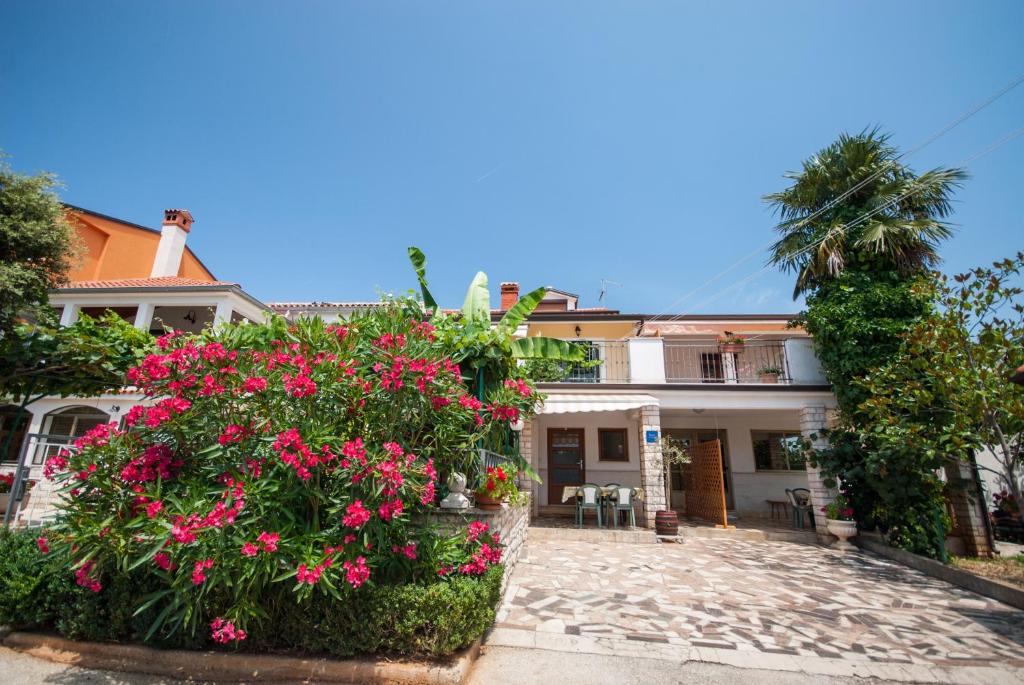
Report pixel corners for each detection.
[497,286,546,336]
[407,247,438,310]
[461,271,490,322]
[511,336,585,362]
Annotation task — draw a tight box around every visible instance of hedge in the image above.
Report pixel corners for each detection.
[0,528,502,657]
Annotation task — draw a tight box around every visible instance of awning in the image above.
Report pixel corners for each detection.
[539,393,659,415]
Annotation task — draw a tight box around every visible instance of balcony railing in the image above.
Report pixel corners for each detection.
[562,340,630,383]
[663,340,790,384]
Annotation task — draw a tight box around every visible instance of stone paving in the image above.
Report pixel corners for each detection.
[490,535,1024,682]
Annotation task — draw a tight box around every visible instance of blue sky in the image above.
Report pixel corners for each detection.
[2,1,1022,314]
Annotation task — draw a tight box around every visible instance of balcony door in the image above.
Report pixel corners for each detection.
[547,428,585,505]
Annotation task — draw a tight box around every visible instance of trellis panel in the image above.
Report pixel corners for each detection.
[684,439,730,528]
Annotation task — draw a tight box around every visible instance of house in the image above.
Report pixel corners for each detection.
[490,283,837,531]
[1,207,269,522]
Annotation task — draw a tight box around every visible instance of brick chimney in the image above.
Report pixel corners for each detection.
[150,209,194,278]
[500,282,520,310]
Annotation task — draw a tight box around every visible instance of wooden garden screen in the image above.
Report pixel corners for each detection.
[684,439,730,528]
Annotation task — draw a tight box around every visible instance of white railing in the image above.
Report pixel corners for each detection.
[559,340,631,383]
[2,433,76,529]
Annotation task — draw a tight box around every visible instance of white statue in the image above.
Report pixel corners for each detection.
[440,472,470,510]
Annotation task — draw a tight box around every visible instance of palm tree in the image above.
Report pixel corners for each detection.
[765,129,967,297]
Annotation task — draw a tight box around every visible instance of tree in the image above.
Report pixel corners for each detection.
[876,254,1023,500]
[765,129,966,557]
[766,129,966,297]
[0,154,80,338]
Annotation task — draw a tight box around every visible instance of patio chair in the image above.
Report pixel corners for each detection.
[786,488,815,529]
[576,483,603,528]
[606,486,637,529]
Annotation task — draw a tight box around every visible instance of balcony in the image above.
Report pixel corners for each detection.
[663,340,790,384]
[538,337,827,386]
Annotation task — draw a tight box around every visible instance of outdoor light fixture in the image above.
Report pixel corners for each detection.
[184,310,197,324]
[574,325,582,338]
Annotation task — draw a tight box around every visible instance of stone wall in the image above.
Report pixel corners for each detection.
[638,404,666,528]
[422,498,530,589]
[799,405,835,544]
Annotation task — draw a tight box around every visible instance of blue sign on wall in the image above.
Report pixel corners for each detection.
[645,430,659,444]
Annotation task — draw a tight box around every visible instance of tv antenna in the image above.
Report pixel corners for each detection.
[598,279,622,303]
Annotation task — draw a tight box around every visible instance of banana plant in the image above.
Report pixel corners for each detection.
[407,246,584,364]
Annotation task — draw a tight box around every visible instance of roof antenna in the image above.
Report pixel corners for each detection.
[598,278,621,304]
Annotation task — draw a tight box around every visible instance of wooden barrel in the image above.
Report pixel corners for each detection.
[655,510,678,536]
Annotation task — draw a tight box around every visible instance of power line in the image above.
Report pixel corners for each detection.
[648,72,1024,320]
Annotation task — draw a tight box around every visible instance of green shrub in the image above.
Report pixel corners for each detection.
[0,527,502,657]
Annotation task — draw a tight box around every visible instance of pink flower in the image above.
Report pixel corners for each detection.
[145,500,164,518]
[211,617,247,644]
[43,454,68,480]
[242,376,268,393]
[241,542,259,557]
[153,552,175,571]
[218,424,247,446]
[377,498,404,522]
[342,556,370,588]
[36,536,49,554]
[192,558,214,585]
[283,373,317,398]
[392,542,417,560]
[257,531,280,553]
[296,563,323,585]
[343,500,371,528]
[75,561,102,593]
[467,521,490,542]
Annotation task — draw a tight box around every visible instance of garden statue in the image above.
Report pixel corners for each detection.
[441,472,471,510]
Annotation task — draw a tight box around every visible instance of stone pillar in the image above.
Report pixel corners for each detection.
[944,457,994,557]
[520,419,538,519]
[799,405,835,543]
[639,404,665,528]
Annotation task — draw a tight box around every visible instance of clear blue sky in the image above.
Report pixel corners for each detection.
[2,1,1022,314]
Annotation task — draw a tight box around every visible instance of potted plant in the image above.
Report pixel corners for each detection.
[656,435,691,537]
[822,494,858,551]
[0,473,34,514]
[758,365,782,383]
[718,334,746,354]
[474,465,517,510]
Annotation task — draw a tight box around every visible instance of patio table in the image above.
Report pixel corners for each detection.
[560,486,645,503]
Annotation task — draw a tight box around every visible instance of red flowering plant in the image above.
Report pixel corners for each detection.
[473,466,520,504]
[822,493,855,521]
[44,299,541,644]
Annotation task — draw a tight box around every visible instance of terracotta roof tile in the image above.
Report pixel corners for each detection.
[60,276,237,289]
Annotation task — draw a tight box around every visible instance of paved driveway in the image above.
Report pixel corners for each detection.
[487,537,1024,682]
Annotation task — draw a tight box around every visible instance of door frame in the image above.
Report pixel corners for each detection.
[547,427,586,505]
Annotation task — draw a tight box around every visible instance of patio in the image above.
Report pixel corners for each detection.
[491,537,1024,676]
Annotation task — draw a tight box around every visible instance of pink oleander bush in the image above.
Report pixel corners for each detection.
[43,300,539,646]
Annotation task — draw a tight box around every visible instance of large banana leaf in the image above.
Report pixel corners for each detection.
[461,271,490,322]
[406,247,438,310]
[497,286,547,336]
[511,336,585,361]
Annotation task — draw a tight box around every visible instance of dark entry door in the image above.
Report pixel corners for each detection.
[548,428,585,505]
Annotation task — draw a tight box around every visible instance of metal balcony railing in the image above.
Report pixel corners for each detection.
[545,340,631,383]
[663,340,790,384]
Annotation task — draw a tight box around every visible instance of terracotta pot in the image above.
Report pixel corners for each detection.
[655,510,679,536]
[826,518,858,551]
[759,373,779,384]
[719,343,744,354]
[474,493,504,511]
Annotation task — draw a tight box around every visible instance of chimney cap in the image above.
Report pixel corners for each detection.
[163,209,194,232]
[500,281,520,289]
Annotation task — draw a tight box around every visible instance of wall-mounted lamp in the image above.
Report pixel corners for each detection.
[184,310,197,324]
[574,325,582,338]
[110,405,121,414]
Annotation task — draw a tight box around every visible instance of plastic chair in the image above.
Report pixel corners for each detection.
[786,488,815,529]
[576,483,603,528]
[606,486,637,528]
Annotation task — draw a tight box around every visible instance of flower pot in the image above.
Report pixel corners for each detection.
[719,343,744,354]
[826,518,858,551]
[655,510,679,536]
[0,492,29,515]
[474,493,504,511]
[759,373,779,384]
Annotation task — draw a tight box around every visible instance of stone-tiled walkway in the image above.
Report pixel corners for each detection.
[490,536,1024,682]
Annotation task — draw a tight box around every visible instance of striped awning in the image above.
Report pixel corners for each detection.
[538,394,659,415]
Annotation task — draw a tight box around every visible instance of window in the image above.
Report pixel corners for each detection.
[751,431,805,471]
[700,352,724,383]
[598,428,628,461]
[566,341,601,383]
[38,406,111,465]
